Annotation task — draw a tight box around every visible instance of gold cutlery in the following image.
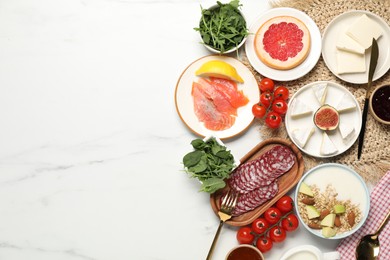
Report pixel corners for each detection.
[206,190,239,260]
[356,209,390,259]
[357,38,379,160]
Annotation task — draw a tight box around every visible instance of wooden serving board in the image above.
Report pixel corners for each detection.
[210,137,304,227]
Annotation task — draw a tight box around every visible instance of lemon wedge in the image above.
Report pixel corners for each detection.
[195,60,244,83]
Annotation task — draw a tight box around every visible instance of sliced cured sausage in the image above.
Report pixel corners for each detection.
[227,145,295,194]
[232,181,279,216]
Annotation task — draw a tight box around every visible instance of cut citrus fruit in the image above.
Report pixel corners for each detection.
[195,60,244,83]
[254,16,311,70]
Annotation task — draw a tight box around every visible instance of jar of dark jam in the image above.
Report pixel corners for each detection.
[370,85,390,124]
[226,245,264,260]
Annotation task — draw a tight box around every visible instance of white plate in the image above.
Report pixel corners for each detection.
[285,81,362,158]
[294,163,370,239]
[245,7,322,81]
[174,55,259,140]
[322,10,390,84]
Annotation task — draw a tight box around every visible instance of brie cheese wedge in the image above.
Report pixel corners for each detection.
[292,127,315,148]
[339,121,355,143]
[346,14,383,49]
[336,49,366,74]
[290,99,312,118]
[336,32,365,54]
[336,93,356,112]
[312,83,328,105]
[320,132,338,156]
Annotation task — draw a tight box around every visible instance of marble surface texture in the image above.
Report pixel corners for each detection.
[0,0,341,259]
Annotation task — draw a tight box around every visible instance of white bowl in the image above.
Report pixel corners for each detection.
[198,4,247,54]
[294,163,370,239]
[280,245,340,260]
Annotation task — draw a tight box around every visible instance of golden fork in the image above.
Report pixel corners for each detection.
[206,190,239,260]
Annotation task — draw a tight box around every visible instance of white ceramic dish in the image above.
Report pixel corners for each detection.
[285,81,362,158]
[175,55,259,139]
[280,245,340,260]
[294,163,370,240]
[245,7,322,81]
[322,10,390,84]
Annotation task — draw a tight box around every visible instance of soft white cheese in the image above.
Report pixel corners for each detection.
[312,83,328,105]
[292,126,315,148]
[320,132,338,156]
[336,93,357,112]
[290,98,312,118]
[336,32,365,54]
[336,49,366,74]
[346,14,383,49]
[339,121,355,143]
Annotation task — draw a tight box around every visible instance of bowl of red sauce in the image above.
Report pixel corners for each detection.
[369,84,390,125]
[226,244,264,260]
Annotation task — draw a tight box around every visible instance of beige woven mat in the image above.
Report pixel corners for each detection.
[242,0,390,185]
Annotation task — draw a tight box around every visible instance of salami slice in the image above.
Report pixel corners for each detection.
[228,145,295,194]
[232,181,279,216]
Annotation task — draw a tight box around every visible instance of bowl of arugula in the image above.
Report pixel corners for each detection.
[194,0,248,54]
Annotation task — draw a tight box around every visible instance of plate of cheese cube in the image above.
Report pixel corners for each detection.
[322,10,390,84]
[285,81,362,158]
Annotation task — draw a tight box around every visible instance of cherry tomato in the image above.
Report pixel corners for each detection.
[281,213,299,232]
[269,226,287,243]
[256,236,273,253]
[264,207,282,224]
[251,217,270,234]
[276,196,294,213]
[274,86,289,100]
[252,103,267,118]
[271,99,288,115]
[259,78,275,92]
[236,227,255,244]
[260,92,273,108]
[265,112,282,129]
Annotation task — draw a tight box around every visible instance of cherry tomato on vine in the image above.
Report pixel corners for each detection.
[252,103,267,118]
[251,217,270,234]
[281,213,299,232]
[236,227,255,244]
[276,195,294,213]
[274,86,289,100]
[271,99,288,115]
[265,112,282,129]
[260,92,273,108]
[256,236,273,253]
[264,207,282,224]
[269,226,287,243]
[259,78,275,92]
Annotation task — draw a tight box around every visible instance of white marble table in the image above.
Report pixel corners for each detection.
[0,0,340,259]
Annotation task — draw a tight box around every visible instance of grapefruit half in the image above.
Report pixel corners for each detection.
[254,16,311,70]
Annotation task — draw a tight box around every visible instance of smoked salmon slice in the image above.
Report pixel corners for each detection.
[192,82,235,131]
[209,77,249,108]
[196,78,237,116]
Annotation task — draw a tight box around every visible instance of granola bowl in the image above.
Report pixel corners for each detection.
[294,163,370,239]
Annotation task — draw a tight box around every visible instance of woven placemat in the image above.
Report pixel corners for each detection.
[241,0,390,185]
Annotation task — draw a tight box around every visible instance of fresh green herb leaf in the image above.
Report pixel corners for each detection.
[182,137,236,194]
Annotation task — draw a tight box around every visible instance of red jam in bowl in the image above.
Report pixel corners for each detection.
[372,85,390,122]
[226,245,263,260]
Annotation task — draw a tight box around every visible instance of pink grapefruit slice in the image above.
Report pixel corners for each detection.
[254,16,311,70]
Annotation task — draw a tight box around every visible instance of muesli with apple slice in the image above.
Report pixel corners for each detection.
[297,182,361,238]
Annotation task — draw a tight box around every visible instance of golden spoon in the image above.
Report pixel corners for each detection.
[356,210,390,260]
